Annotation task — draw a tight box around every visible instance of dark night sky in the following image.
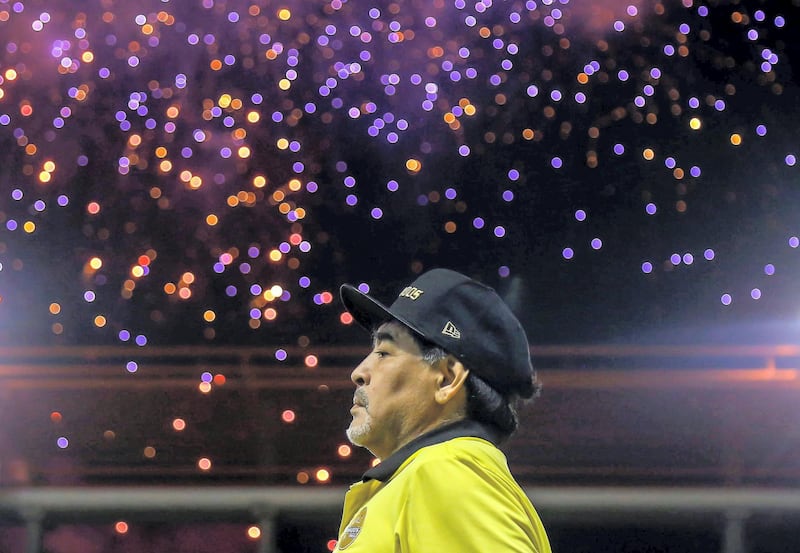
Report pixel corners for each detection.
[0,0,799,350]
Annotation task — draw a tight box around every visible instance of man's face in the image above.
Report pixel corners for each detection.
[347,321,442,460]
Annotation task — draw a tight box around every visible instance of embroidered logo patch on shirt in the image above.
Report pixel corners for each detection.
[337,506,367,550]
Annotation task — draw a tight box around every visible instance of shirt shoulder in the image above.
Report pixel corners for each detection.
[393,438,551,553]
[400,436,519,491]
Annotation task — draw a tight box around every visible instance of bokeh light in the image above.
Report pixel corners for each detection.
[315,468,331,483]
[0,6,798,532]
[115,521,129,535]
[337,444,352,458]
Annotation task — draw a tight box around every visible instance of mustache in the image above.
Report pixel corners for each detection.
[353,389,369,408]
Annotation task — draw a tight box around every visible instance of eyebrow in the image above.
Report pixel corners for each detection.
[371,330,397,347]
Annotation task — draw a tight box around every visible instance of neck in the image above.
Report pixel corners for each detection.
[377,415,466,460]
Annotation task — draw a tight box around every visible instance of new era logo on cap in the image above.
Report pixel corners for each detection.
[441,321,461,339]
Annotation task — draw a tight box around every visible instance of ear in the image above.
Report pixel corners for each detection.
[433,357,469,405]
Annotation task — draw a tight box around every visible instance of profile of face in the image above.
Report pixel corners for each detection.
[347,321,468,460]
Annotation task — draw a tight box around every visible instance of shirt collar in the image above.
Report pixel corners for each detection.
[361,419,501,482]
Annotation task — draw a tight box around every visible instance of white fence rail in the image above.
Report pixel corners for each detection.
[1,486,799,553]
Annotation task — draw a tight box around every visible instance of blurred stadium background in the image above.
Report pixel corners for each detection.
[2,0,800,551]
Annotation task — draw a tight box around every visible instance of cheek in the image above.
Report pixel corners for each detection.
[366,362,432,414]
[389,381,432,414]
[363,394,386,419]
[363,386,397,422]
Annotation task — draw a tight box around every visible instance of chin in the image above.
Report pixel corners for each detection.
[346,420,372,447]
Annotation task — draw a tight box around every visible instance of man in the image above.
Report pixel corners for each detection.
[334,268,551,552]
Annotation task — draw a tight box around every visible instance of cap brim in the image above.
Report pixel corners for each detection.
[340,284,427,338]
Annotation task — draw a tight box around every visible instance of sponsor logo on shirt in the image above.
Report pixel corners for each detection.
[337,506,367,550]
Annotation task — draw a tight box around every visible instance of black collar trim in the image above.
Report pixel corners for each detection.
[361,420,501,482]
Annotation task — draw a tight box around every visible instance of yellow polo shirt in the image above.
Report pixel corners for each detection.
[335,421,551,552]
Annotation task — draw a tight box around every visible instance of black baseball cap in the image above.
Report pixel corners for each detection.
[340,268,536,399]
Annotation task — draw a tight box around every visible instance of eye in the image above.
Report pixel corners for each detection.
[373,350,388,358]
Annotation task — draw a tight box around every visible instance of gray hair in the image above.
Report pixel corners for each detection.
[416,339,530,442]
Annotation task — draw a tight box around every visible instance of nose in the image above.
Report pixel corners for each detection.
[350,355,370,387]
